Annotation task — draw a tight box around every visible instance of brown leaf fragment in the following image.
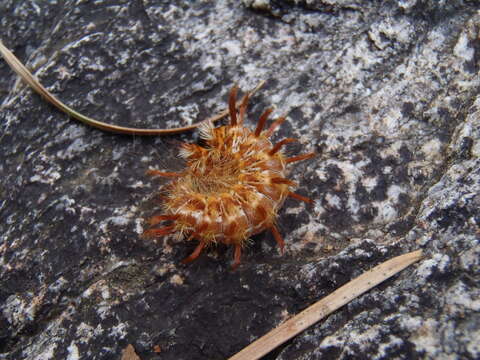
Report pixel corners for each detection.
[121,344,141,360]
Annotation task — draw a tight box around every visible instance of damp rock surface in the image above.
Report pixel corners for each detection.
[1,1,479,359]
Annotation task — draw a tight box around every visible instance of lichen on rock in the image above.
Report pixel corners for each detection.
[1,0,479,359]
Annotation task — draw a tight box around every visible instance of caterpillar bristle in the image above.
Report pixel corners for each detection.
[143,225,176,238]
[288,191,313,203]
[269,138,297,155]
[270,225,285,254]
[286,152,315,164]
[179,144,194,159]
[255,107,273,137]
[229,85,239,126]
[197,120,214,140]
[148,214,179,226]
[265,116,286,137]
[147,169,183,177]
[271,177,297,186]
[181,237,205,264]
[238,92,250,125]
[232,244,242,270]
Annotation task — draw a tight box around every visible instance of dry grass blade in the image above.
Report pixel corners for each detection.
[229,249,423,360]
[0,40,265,135]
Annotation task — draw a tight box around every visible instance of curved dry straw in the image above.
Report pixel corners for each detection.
[0,40,264,135]
[229,250,423,360]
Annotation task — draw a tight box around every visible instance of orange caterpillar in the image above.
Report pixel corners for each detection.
[145,86,314,269]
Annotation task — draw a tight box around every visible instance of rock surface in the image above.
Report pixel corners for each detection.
[1,0,479,359]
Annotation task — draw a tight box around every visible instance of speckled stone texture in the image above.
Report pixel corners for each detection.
[1,1,479,359]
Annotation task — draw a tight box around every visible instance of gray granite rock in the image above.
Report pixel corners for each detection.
[1,0,479,359]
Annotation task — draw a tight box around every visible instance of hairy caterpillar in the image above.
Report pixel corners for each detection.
[145,86,314,269]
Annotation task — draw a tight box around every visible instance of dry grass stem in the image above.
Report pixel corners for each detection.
[0,40,264,135]
[229,249,423,360]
